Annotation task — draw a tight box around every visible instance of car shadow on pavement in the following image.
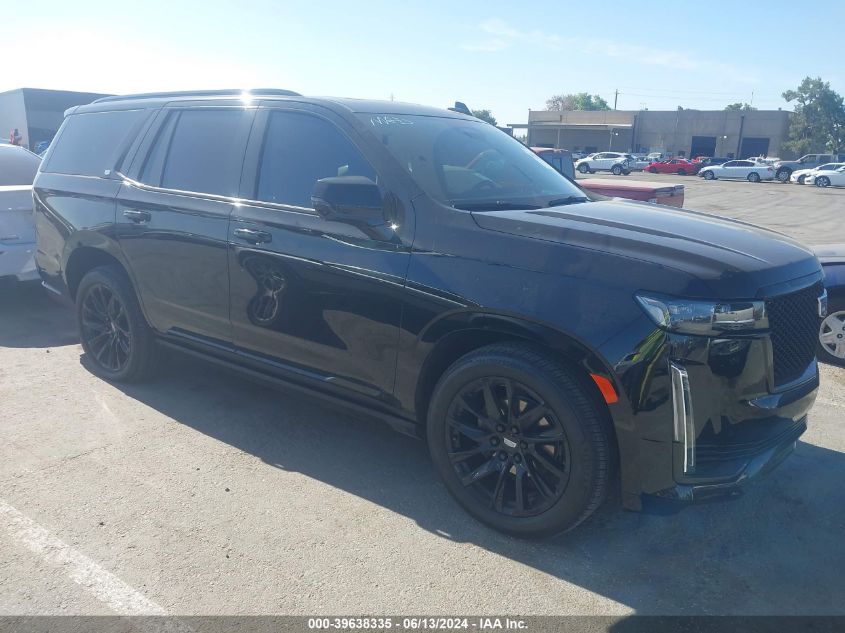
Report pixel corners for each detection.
[109,350,845,616]
[0,282,77,348]
[4,287,844,615]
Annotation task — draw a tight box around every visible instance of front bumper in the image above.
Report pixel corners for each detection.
[612,326,819,510]
[650,415,806,503]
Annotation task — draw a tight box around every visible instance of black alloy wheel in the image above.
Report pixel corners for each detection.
[427,343,613,538]
[76,265,157,382]
[81,283,132,372]
[444,376,572,517]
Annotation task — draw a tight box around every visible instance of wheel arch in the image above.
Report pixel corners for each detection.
[413,311,624,451]
[63,235,131,301]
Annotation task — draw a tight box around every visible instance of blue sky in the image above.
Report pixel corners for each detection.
[3,0,842,124]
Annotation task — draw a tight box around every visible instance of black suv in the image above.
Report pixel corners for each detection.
[35,90,825,538]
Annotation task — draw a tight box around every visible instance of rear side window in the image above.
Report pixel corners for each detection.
[43,109,144,177]
[142,109,247,197]
[0,146,40,185]
[255,111,376,208]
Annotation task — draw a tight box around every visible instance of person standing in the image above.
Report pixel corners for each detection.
[9,128,22,146]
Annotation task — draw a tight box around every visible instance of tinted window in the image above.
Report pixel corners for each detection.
[256,111,376,208]
[0,146,40,185]
[737,161,754,167]
[158,109,247,196]
[358,113,585,208]
[139,112,178,185]
[43,109,144,177]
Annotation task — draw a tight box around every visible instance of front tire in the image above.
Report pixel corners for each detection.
[649,166,658,174]
[819,298,845,367]
[677,168,686,176]
[578,163,590,174]
[703,170,716,180]
[776,168,791,183]
[427,343,613,539]
[797,175,806,184]
[76,265,157,382]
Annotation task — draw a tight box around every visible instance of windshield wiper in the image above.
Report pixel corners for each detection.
[547,196,589,207]
[452,201,542,211]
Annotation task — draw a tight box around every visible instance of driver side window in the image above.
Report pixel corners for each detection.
[255,111,376,208]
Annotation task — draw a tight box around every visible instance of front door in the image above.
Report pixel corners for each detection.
[228,105,413,403]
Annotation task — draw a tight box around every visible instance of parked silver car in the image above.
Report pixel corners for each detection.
[0,145,40,282]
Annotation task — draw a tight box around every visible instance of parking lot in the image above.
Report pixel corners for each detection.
[580,171,845,246]
[1,180,844,617]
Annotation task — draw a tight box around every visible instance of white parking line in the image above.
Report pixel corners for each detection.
[0,498,166,615]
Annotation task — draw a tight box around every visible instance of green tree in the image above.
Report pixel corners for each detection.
[724,102,757,111]
[545,93,610,111]
[782,77,845,155]
[471,109,497,125]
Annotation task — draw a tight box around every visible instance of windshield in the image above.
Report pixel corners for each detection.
[0,146,41,186]
[357,114,585,210]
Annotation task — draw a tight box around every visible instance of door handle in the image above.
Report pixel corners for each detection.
[233,227,272,244]
[123,209,151,223]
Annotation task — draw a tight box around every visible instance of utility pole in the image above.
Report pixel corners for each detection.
[614,89,619,110]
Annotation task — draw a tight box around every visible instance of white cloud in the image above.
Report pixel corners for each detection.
[462,18,757,82]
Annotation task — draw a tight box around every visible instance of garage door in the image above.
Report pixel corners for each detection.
[740,137,770,159]
[690,136,717,158]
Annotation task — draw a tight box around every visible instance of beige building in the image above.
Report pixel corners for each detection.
[517,108,792,159]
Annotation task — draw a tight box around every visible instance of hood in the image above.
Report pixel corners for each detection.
[471,199,821,299]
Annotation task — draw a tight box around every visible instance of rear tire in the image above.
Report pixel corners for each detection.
[427,343,613,539]
[816,176,831,188]
[76,265,157,383]
[611,165,623,176]
[818,297,845,367]
[677,168,686,176]
[748,172,761,183]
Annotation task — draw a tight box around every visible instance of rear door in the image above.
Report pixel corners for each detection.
[117,103,254,345]
[227,103,413,402]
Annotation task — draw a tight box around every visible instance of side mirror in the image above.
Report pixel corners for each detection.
[311,176,384,223]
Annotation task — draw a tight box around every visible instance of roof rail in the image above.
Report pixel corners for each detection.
[93,89,301,104]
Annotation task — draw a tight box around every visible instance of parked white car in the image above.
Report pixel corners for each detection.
[698,159,775,182]
[575,152,632,174]
[0,145,41,282]
[792,163,845,184]
[808,165,845,188]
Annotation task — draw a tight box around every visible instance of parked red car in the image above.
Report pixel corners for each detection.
[646,158,697,175]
